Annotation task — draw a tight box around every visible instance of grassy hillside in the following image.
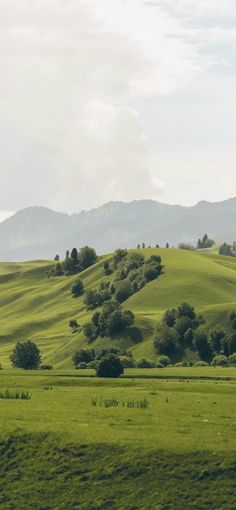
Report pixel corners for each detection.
[1,248,236,367]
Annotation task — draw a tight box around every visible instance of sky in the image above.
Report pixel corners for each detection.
[0,0,236,218]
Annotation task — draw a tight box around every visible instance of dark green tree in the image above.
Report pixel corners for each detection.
[10,341,41,370]
[71,279,84,297]
[79,246,97,270]
[96,354,124,378]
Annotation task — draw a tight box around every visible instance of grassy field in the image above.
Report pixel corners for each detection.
[1,248,236,367]
[0,367,236,509]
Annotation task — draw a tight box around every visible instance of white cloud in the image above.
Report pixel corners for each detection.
[0,0,235,212]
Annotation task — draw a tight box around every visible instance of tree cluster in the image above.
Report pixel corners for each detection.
[154,304,236,363]
[219,242,236,258]
[84,250,163,310]
[197,234,215,249]
[83,300,135,342]
[50,246,97,276]
[154,303,208,361]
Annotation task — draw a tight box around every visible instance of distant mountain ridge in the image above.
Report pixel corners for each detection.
[0,198,236,261]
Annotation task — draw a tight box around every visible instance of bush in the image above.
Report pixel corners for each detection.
[228,353,236,364]
[40,364,53,370]
[72,349,95,367]
[96,354,124,378]
[157,355,171,367]
[175,362,188,367]
[120,356,135,368]
[136,358,155,368]
[195,361,209,367]
[10,340,41,370]
[156,362,165,368]
[69,319,79,332]
[0,364,2,370]
[211,355,228,367]
[71,280,84,297]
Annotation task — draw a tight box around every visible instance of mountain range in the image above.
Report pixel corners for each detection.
[0,197,236,261]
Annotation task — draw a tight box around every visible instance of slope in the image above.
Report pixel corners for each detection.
[0,249,236,367]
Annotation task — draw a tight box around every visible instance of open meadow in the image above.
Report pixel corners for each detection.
[0,367,236,509]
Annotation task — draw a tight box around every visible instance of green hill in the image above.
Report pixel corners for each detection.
[0,248,236,368]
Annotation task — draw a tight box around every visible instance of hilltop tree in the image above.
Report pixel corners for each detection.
[79,246,97,270]
[10,341,41,370]
[197,234,215,249]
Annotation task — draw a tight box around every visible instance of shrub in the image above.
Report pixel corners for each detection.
[156,362,165,368]
[136,358,155,368]
[175,362,188,367]
[40,364,53,370]
[71,279,84,297]
[157,355,171,367]
[120,356,135,368]
[10,340,41,370]
[96,354,124,378]
[0,364,2,370]
[195,361,209,367]
[229,353,236,364]
[69,319,79,332]
[72,349,95,367]
[211,355,228,367]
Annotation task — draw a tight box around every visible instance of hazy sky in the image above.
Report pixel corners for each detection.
[1,0,236,216]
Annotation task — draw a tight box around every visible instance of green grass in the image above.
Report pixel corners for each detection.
[1,249,236,367]
[1,368,236,509]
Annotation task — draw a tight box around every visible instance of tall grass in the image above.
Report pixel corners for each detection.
[0,390,31,400]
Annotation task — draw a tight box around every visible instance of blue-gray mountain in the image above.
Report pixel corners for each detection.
[0,198,236,261]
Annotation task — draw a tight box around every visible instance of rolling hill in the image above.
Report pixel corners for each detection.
[1,197,236,260]
[0,248,236,368]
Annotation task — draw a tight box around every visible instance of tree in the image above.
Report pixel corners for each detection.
[142,243,145,249]
[83,289,103,309]
[154,325,179,358]
[96,354,124,378]
[54,254,60,261]
[103,261,112,275]
[228,333,236,355]
[166,243,169,249]
[83,323,97,342]
[115,280,132,303]
[193,333,213,362]
[79,246,97,270]
[10,341,41,370]
[71,279,84,297]
[197,234,215,249]
[208,328,226,354]
[143,263,162,282]
[69,319,79,333]
[113,249,128,268]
